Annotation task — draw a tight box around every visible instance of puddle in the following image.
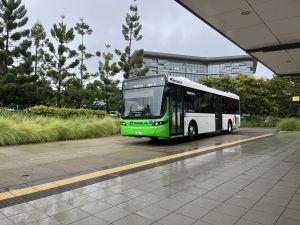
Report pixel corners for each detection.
[222,145,242,153]
[21,174,31,180]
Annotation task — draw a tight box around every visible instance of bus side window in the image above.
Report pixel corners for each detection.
[222,97,239,114]
[210,94,218,113]
[235,99,240,114]
[222,97,232,114]
[199,91,210,113]
[184,89,196,113]
[195,92,201,113]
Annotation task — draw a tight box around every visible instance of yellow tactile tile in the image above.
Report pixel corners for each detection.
[0,192,15,200]
[33,183,58,191]
[9,187,37,197]
[52,178,76,186]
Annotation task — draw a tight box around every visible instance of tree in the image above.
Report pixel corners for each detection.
[44,16,80,107]
[199,74,277,118]
[269,76,300,117]
[64,77,82,108]
[236,75,276,118]
[95,44,120,113]
[30,21,47,77]
[0,69,54,108]
[0,0,32,76]
[115,0,148,79]
[73,18,94,108]
[74,18,93,85]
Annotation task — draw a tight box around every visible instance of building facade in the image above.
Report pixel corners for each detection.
[141,51,257,82]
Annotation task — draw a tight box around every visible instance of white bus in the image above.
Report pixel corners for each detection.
[120,74,240,141]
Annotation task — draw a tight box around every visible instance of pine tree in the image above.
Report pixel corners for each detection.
[44,16,79,108]
[30,21,47,77]
[74,18,93,85]
[115,0,148,79]
[0,0,32,76]
[73,18,94,108]
[95,44,120,113]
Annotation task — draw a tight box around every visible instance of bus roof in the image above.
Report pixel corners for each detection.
[168,76,240,100]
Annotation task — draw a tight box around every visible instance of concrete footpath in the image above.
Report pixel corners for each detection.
[0,130,299,225]
[0,128,274,189]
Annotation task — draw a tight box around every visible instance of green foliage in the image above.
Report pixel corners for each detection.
[72,18,94,107]
[0,0,32,75]
[74,18,93,85]
[0,69,54,108]
[277,118,300,131]
[26,105,106,119]
[200,74,300,118]
[0,109,119,146]
[115,0,148,79]
[30,21,47,77]
[241,117,280,128]
[94,44,120,113]
[0,0,141,110]
[64,78,83,108]
[44,16,80,107]
[269,76,300,117]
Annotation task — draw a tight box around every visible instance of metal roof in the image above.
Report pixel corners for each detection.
[143,51,255,63]
[175,0,300,78]
[168,76,240,100]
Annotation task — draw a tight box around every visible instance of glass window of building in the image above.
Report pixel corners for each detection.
[143,53,255,80]
[208,64,220,74]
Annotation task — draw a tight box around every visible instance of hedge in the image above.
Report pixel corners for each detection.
[25,105,106,119]
[277,118,300,131]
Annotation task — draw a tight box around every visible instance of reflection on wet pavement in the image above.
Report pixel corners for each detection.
[0,132,299,225]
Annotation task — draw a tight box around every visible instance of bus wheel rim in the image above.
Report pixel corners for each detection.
[190,125,195,136]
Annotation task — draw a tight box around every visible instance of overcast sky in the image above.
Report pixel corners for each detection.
[23,0,273,78]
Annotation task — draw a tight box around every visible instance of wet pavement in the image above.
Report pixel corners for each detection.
[0,131,299,225]
[0,128,274,189]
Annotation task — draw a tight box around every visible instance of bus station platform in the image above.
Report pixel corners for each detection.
[0,130,299,225]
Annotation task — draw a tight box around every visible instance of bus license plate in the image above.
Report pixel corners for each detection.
[135,131,142,136]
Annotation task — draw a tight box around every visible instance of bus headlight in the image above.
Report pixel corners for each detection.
[153,121,167,126]
[120,122,127,126]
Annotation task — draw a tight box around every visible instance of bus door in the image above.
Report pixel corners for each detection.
[169,86,184,136]
[215,95,222,130]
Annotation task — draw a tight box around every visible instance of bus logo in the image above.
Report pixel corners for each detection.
[170,77,182,84]
[129,121,149,125]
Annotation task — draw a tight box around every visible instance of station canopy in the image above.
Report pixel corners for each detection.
[176,0,300,78]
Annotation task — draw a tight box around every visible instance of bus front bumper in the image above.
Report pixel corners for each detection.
[120,124,169,138]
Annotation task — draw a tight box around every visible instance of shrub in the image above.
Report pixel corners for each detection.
[241,117,279,128]
[0,109,119,146]
[277,118,300,131]
[25,105,106,119]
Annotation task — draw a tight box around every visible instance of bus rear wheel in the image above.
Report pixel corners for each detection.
[187,122,197,141]
[227,121,233,134]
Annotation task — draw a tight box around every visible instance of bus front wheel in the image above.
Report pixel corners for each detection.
[149,137,158,141]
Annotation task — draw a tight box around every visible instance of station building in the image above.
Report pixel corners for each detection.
[140,51,257,82]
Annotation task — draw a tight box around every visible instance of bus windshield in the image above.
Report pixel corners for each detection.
[123,86,164,118]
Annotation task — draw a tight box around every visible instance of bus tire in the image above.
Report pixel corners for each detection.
[227,121,233,134]
[187,122,197,141]
[149,137,158,141]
